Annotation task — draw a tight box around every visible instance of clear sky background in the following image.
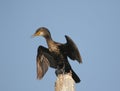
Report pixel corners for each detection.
[0,0,120,91]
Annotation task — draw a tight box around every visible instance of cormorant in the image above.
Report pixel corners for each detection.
[32,27,82,83]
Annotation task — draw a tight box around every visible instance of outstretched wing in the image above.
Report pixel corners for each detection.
[65,35,82,63]
[36,46,57,79]
[37,53,49,79]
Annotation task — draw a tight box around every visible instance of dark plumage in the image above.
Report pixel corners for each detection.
[32,27,82,83]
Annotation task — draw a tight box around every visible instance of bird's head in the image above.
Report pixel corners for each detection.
[32,27,51,38]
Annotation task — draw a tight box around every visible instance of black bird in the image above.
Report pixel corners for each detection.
[32,27,82,83]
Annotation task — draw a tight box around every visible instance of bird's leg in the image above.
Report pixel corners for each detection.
[55,63,65,76]
[61,63,65,74]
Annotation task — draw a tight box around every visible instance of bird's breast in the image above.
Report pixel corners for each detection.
[48,42,60,53]
[49,46,60,54]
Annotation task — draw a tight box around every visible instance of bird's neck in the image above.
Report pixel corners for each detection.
[45,36,54,48]
[45,36,60,52]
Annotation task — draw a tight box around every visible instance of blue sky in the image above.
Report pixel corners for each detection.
[0,0,120,91]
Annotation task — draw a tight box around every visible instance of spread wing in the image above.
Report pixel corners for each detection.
[65,35,82,63]
[36,46,57,79]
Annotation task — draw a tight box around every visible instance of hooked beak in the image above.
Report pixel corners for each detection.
[31,30,43,38]
[31,32,40,38]
[31,34,36,38]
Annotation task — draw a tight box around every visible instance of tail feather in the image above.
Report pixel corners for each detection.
[71,69,81,83]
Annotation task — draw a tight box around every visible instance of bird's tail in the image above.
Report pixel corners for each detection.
[71,69,81,83]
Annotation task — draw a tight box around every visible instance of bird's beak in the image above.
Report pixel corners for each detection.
[31,31,42,38]
[31,32,42,38]
[31,33,38,38]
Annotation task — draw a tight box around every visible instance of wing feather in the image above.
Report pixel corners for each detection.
[36,46,57,79]
[65,35,82,63]
[37,54,49,79]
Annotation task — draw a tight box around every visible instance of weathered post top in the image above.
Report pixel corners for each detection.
[55,72,75,91]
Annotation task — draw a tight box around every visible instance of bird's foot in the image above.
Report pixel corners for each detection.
[55,69,65,76]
